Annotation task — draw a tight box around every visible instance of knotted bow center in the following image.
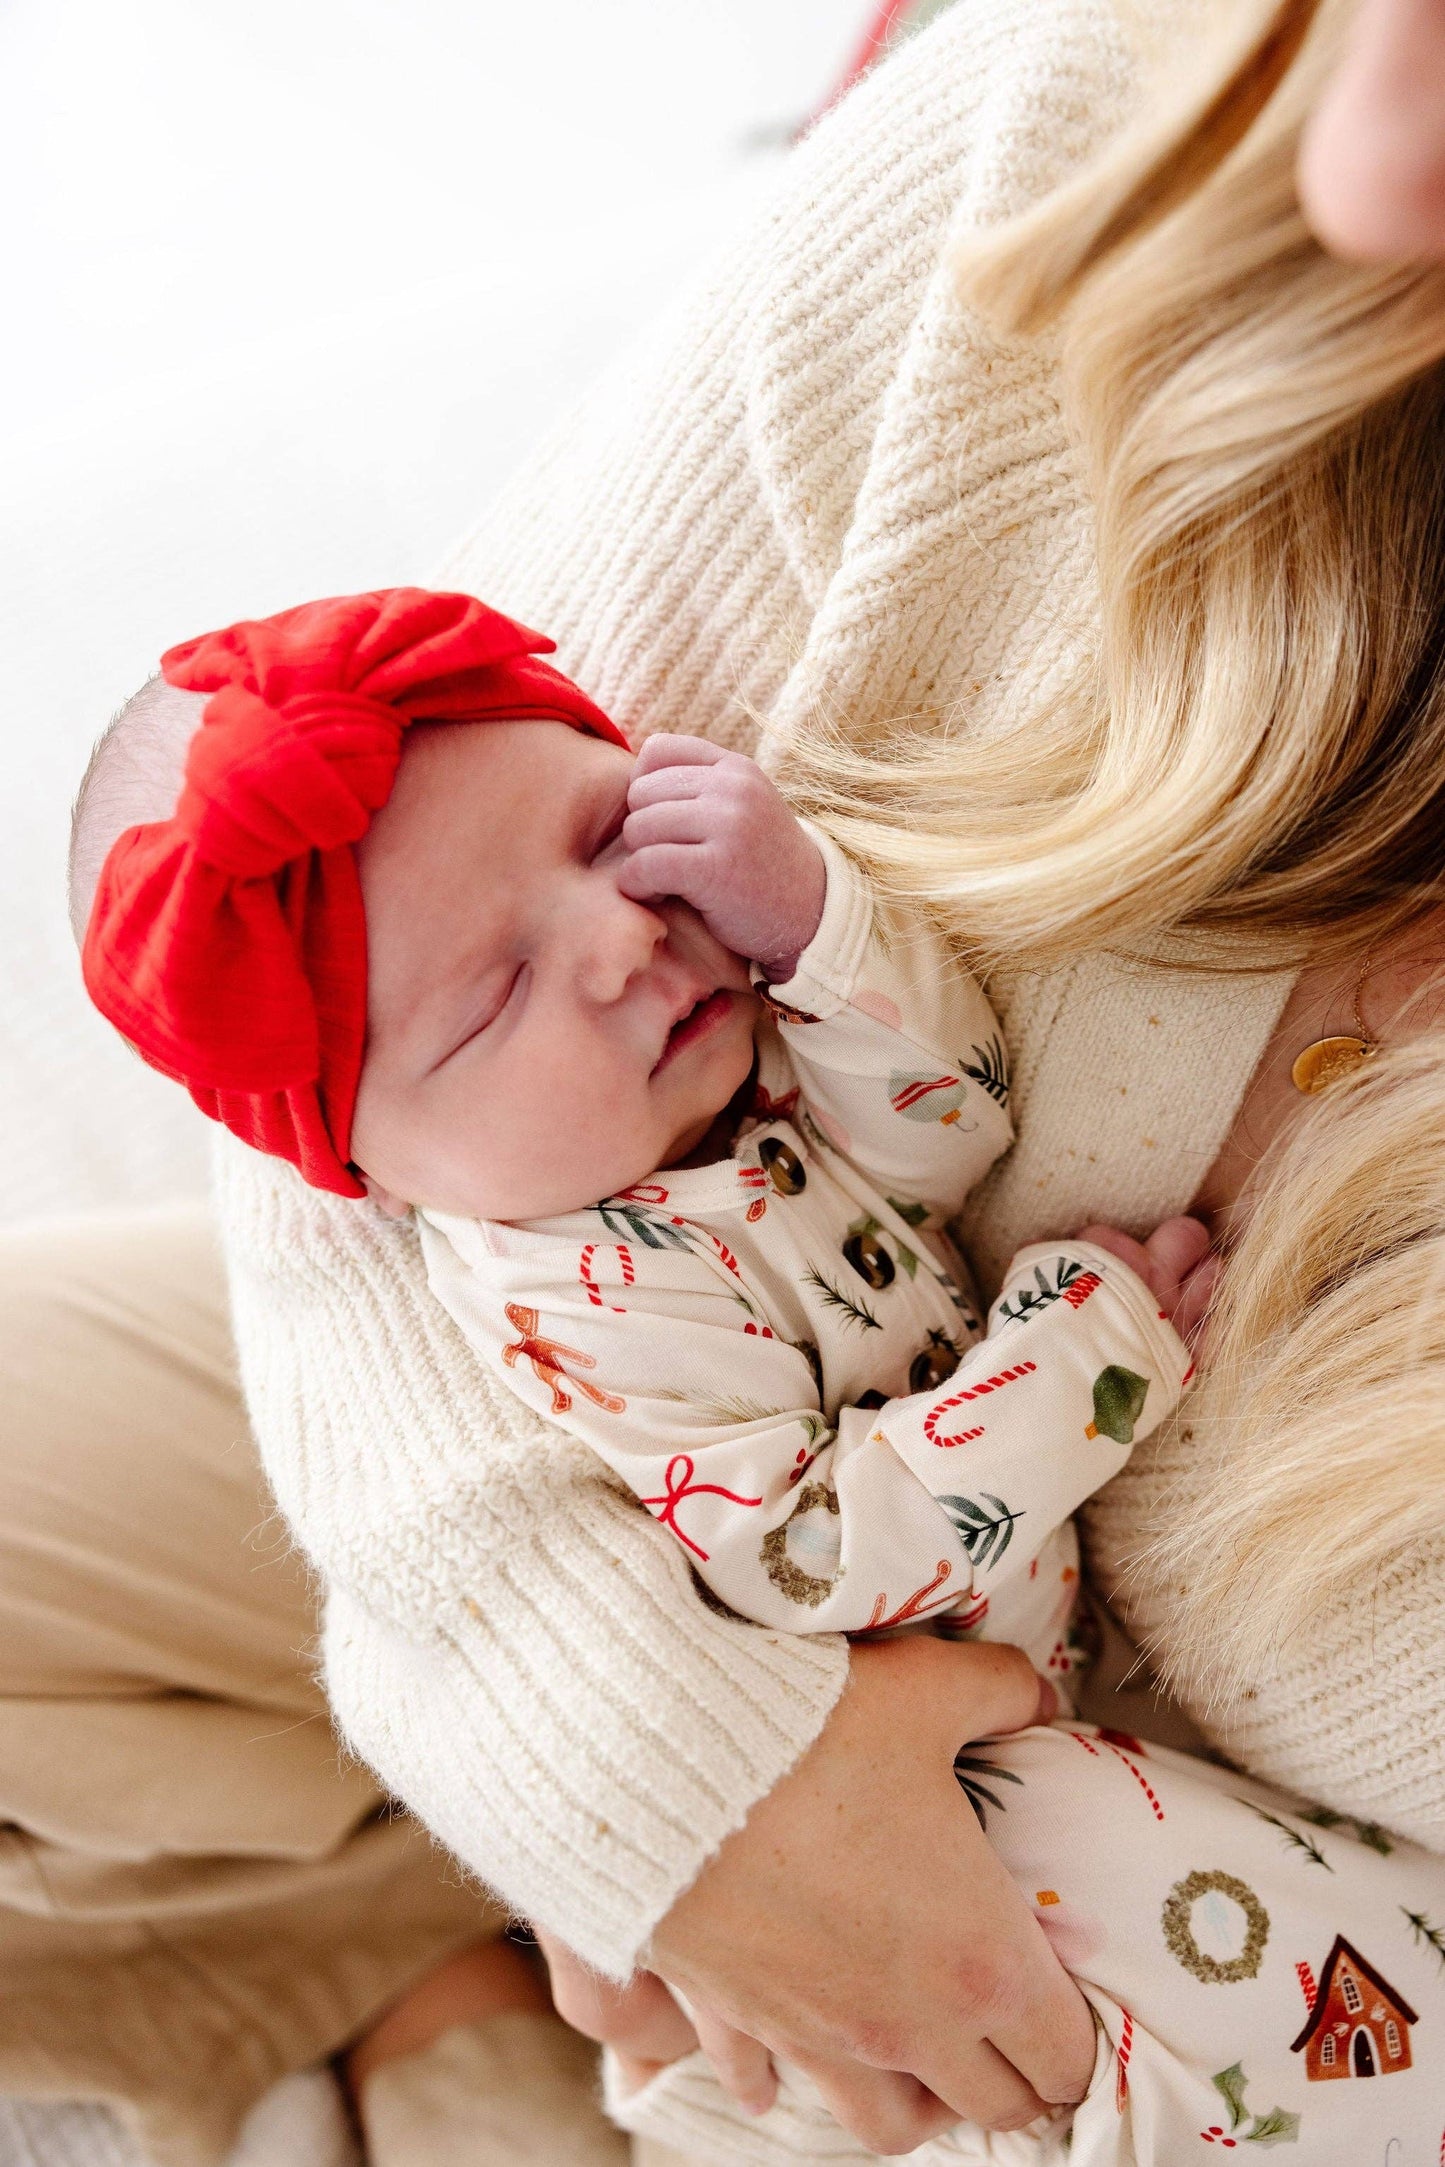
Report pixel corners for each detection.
[179,684,405,879]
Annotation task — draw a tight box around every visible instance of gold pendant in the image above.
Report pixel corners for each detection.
[1290,1034,1376,1095]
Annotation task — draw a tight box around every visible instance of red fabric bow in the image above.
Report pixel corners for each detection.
[82,588,629,1196]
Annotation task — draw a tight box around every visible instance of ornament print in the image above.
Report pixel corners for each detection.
[909,1328,962,1393]
[1087,1365,1152,1445]
[889,1069,969,1124]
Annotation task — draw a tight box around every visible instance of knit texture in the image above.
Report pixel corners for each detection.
[218,0,1439,2009]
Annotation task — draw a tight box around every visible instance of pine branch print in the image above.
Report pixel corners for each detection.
[1304,1807,1394,1854]
[803,1266,882,1333]
[597,1201,695,1252]
[996,1255,1090,1328]
[655,1392,801,1427]
[938,1492,1023,1571]
[952,1751,1024,1829]
[1403,1907,1445,1975]
[1239,1802,1334,1870]
[962,1031,1010,1107]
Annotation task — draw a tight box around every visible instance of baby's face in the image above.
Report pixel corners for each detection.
[350,719,758,1219]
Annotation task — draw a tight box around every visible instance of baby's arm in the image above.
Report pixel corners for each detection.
[419,1208,983,1635]
[420,1209,1201,1640]
[619,736,1013,1220]
[871,1230,1198,1600]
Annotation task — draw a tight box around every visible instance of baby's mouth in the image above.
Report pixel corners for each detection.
[654,988,734,1074]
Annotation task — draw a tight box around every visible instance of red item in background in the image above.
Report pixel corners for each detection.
[82,587,629,1196]
[800,0,959,136]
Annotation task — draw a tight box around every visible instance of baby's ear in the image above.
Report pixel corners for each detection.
[359,1173,412,1219]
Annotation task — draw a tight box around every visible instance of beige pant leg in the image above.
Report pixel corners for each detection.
[0,1203,500,2167]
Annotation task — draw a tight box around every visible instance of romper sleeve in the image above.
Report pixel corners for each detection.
[761,829,1014,1227]
[872,1237,1193,1594]
[216,1140,849,1978]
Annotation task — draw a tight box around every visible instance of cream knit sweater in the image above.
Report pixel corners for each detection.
[217,0,1445,2010]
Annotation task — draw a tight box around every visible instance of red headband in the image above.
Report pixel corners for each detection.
[82,587,629,1196]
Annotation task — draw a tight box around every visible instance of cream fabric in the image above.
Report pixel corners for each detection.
[0,1204,498,2167]
[359,2014,628,2167]
[216,0,1438,2008]
[616,1726,1445,2162]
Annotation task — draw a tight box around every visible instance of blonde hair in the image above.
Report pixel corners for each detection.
[785,0,1445,970]
[785,0,1445,1704]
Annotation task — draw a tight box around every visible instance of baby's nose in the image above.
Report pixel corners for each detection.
[575,871,667,1002]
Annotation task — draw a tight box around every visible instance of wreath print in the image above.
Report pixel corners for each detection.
[760,1481,842,1606]
[1161,1869,1270,1983]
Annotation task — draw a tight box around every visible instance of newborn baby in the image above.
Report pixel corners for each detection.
[354,692,1199,1658]
[82,591,1445,2166]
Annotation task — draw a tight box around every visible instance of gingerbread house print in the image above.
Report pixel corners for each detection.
[1290,1936,1417,2081]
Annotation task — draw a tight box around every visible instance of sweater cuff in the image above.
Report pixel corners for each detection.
[755,826,875,1023]
[322,1503,849,1978]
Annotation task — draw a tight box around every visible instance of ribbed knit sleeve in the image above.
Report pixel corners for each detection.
[219,0,1303,2004]
[216,1141,849,1972]
[213,2,1048,1973]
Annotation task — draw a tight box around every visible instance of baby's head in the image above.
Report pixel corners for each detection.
[75,591,757,1220]
[350,715,755,1216]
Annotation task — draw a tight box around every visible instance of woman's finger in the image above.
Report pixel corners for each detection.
[781,2049,963,2156]
[689,2004,778,2117]
[918,1635,1057,1747]
[535,1932,697,2064]
[901,1845,1096,2115]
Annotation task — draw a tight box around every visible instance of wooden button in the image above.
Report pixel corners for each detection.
[759,1137,807,1195]
[843,1229,895,1289]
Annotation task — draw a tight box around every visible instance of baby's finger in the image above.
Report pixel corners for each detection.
[1175,1252,1222,1346]
[631,734,728,777]
[1144,1215,1212,1286]
[616,841,711,906]
[690,2006,778,2118]
[622,801,714,852]
[1074,1223,1150,1279]
[627,763,715,811]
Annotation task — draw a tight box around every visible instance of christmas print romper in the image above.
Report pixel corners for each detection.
[421,829,1191,1666]
[422,832,1445,2161]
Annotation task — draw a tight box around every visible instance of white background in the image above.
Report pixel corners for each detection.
[0,1,862,1220]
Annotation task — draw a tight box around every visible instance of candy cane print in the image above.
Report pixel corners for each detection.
[923,1359,1038,1447]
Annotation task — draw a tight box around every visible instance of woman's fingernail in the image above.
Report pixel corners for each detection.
[1035,1675,1059,1723]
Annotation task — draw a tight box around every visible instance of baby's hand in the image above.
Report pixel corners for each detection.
[1077,1215,1219,1344]
[617,735,827,980]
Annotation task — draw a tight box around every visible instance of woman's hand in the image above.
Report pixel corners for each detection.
[537,1935,781,2116]
[636,1635,1093,2155]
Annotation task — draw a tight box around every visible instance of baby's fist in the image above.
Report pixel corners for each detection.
[1078,1216,1219,1344]
[618,735,826,979]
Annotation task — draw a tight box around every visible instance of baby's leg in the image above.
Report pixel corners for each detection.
[960,1726,1445,2165]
